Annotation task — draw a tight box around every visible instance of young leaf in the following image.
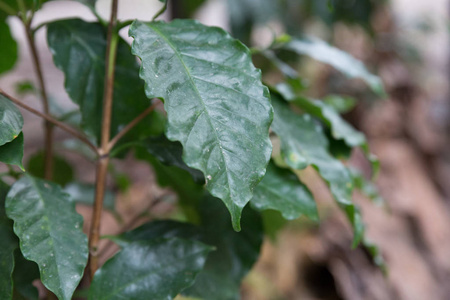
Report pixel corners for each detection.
[129,19,273,231]
[0,94,23,146]
[0,20,18,75]
[251,161,318,221]
[271,95,364,246]
[0,180,16,300]
[89,238,212,300]
[5,176,89,300]
[0,132,24,170]
[277,37,385,97]
[47,19,155,144]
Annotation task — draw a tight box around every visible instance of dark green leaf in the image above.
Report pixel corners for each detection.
[12,250,40,300]
[184,195,263,300]
[64,182,116,211]
[271,94,364,246]
[89,238,212,300]
[47,19,155,145]
[362,237,386,274]
[261,209,287,240]
[121,195,263,300]
[5,175,89,300]
[278,37,385,96]
[0,180,16,300]
[27,151,74,186]
[0,20,18,75]
[141,135,204,184]
[0,132,24,170]
[15,80,37,96]
[130,19,273,231]
[0,94,23,146]
[251,161,318,220]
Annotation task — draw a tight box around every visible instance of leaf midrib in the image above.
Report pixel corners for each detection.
[145,23,234,200]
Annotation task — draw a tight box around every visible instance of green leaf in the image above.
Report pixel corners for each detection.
[0,94,23,146]
[12,250,40,300]
[275,83,378,176]
[5,175,89,300]
[0,19,18,75]
[251,161,318,220]
[47,19,155,145]
[89,238,212,300]
[349,168,384,206]
[323,94,356,113]
[141,135,205,184]
[64,182,116,211]
[121,195,263,300]
[27,151,74,186]
[278,37,385,96]
[129,19,273,231]
[271,94,364,246]
[0,132,24,170]
[0,180,16,300]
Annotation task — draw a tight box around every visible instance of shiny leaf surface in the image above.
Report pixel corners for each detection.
[0,94,23,147]
[130,19,273,230]
[279,37,385,96]
[5,176,89,300]
[47,19,154,144]
[251,161,318,220]
[271,95,364,245]
[0,132,24,170]
[89,238,212,300]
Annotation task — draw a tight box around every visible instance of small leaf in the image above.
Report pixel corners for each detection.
[89,238,212,300]
[27,151,74,186]
[271,94,364,245]
[47,19,155,145]
[142,135,205,184]
[323,94,356,114]
[251,161,318,220]
[0,180,16,300]
[0,132,24,170]
[278,37,385,96]
[6,175,89,300]
[0,19,18,75]
[0,94,23,146]
[130,19,273,231]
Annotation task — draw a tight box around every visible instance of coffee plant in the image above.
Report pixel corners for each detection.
[0,0,385,299]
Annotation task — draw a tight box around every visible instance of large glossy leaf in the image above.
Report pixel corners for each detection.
[0,19,18,75]
[5,176,89,300]
[251,161,318,220]
[0,132,24,170]
[0,180,16,300]
[121,195,264,300]
[141,135,204,184]
[47,19,155,144]
[271,94,364,246]
[278,37,385,96]
[27,151,74,186]
[89,238,212,300]
[0,94,23,146]
[130,19,273,231]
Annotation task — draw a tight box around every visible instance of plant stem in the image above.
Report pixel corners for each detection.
[107,101,158,151]
[23,21,54,180]
[0,89,98,153]
[88,0,119,279]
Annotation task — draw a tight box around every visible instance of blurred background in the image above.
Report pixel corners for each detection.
[1,0,450,299]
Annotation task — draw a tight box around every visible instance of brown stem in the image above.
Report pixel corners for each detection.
[107,101,159,151]
[88,0,119,279]
[0,89,98,153]
[24,22,54,180]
